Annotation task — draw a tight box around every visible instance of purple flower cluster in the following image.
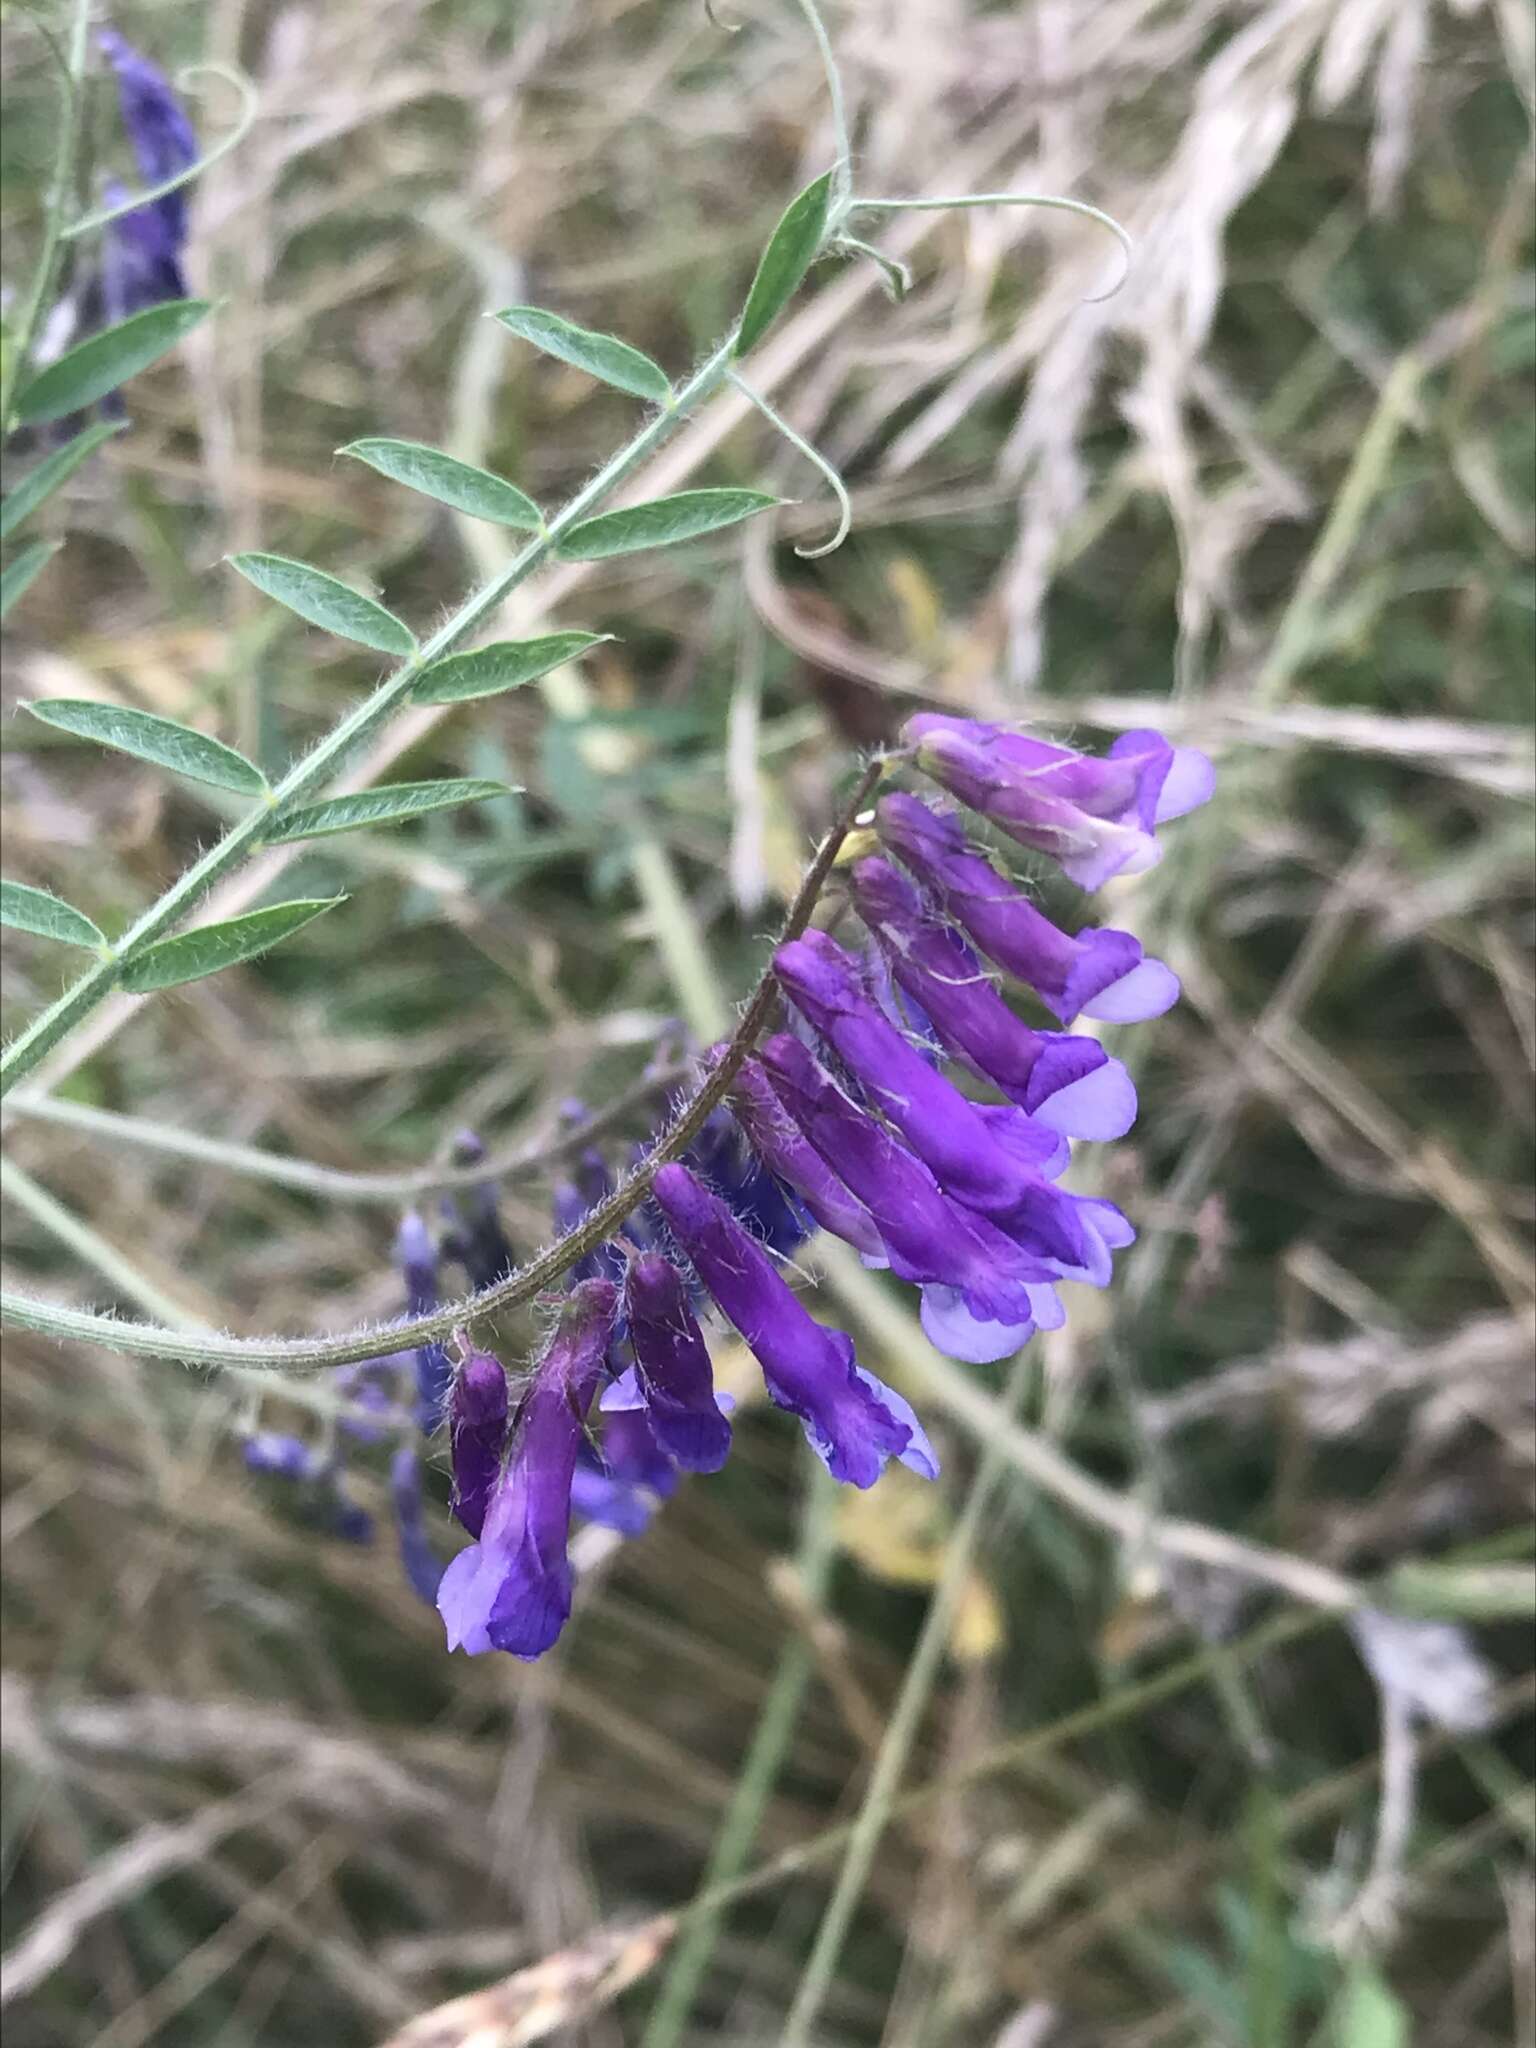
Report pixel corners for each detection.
[434,716,1211,1660]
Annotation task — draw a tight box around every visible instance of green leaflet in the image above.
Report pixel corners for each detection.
[12,300,212,425]
[227,553,416,656]
[493,307,672,404]
[0,881,107,952]
[736,170,834,357]
[338,440,543,530]
[24,700,268,798]
[119,899,345,992]
[412,632,612,703]
[557,490,779,561]
[0,541,61,620]
[264,780,514,843]
[0,422,127,541]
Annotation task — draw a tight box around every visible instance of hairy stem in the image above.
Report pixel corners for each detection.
[0,757,884,1369]
[0,332,740,1099]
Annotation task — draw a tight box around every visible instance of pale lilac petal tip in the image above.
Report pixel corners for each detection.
[1029,1056,1138,1140]
[1081,957,1181,1023]
[1155,747,1216,822]
[920,1284,1035,1365]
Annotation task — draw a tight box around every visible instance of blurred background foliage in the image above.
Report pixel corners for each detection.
[0,0,1532,2043]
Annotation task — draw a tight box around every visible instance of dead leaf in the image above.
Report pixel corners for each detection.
[373,1914,676,2048]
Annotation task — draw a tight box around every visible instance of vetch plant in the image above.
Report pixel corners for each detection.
[0,6,1205,1664]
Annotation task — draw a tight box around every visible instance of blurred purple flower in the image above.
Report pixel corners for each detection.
[396,1211,451,1433]
[98,28,198,251]
[391,1447,443,1604]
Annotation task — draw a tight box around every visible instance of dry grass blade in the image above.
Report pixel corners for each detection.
[372,1915,677,2048]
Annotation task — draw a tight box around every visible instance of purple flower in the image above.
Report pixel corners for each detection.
[846,855,1138,1140]
[571,1407,678,1534]
[613,1253,733,1472]
[757,1032,1059,1348]
[725,1055,887,1260]
[242,1431,326,1482]
[906,716,1214,891]
[436,1279,617,1658]
[775,929,1084,1211]
[686,1106,808,1258]
[98,29,199,250]
[397,1212,451,1433]
[650,1162,935,1487]
[391,1447,443,1605]
[443,1130,515,1290]
[448,1348,509,1537]
[99,182,188,319]
[875,794,1180,1025]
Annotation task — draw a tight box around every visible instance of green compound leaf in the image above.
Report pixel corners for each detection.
[265,779,515,844]
[0,540,61,619]
[13,299,212,426]
[412,631,612,704]
[337,440,543,530]
[24,699,269,798]
[558,489,780,562]
[492,307,672,405]
[0,881,107,951]
[1,422,126,542]
[119,898,345,993]
[736,170,834,357]
[228,552,416,657]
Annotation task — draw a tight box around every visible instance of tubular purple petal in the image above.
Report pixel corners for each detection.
[619,1254,733,1472]
[757,1033,1046,1324]
[847,856,1138,1139]
[449,1348,509,1537]
[436,1278,617,1659]
[650,1163,921,1488]
[904,716,1212,892]
[725,1055,887,1259]
[876,793,1182,1025]
[775,928,1087,1208]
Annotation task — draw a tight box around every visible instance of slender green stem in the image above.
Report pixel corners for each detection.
[0,757,885,1369]
[1,0,93,433]
[0,1157,200,1332]
[853,191,1132,300]
[0,331,741,1100]
[5,1062,688,1205]
[729,369,852,559]
[641,1460,839,2048]
[63,62,260,238]
[795,0,853,217]
[779,1347,1033,2048]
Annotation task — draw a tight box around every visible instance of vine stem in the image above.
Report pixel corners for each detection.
[0,330,740,1100]
[62,62,260,239]
[0,0,94,433]
[0,756,886,1370]
[5,1060,691,1205]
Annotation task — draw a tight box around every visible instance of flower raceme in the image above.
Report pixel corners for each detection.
[239,717,1210,1658]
